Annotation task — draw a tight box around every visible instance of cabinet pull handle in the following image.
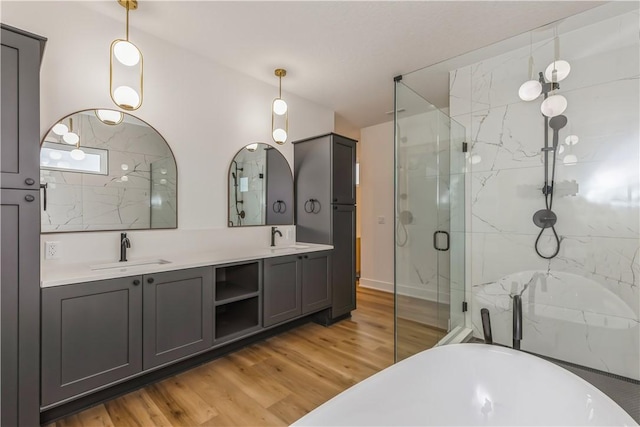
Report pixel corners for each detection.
[297,256,302,260]
[304,255,308,259]
[333,206,338,210]
[24,194,35,202]
[40,183,48,211]
[133,279,140,286]
[147,277,154,284]
[333,198,338,202]
[25,178,35,186]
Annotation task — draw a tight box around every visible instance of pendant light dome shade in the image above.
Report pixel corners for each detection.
[273,98,288,115]
[113,40,141,66]
[70,149,86,161]
[62,132,80,145]
[272,128,287,144]
[563,154,577,166]
[96,109,124,125]
[545,60,571,82]
[518,80,542,101]
[540,94,567,117]
[113,85,141,110]
[52,123,69,136]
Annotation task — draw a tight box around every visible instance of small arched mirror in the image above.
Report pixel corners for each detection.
[40,109,177,232]
[228,143,293,227]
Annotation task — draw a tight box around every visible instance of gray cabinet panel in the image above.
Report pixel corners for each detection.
[263,255,302,327]
[41,276,143,407]
[295,135,332,244]
[143,267,213,370]
[1,28,41,190]
[1,189,40,426]
[332,135,356,205]
[266,147,294,225]
[331,205,357,317]
[302,252,332,314]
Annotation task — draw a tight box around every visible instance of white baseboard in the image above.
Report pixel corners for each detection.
[359,278,393,293]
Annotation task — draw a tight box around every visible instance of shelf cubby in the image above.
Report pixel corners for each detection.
[214,261,260,304]
[215,296,260,341]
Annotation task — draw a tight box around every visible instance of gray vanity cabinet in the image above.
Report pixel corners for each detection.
[263,251,332,327]
[143,267,213,370]
[263,255,302,327]
[294,133,357,321]
[41,276,143,407]
[1,25,45,426]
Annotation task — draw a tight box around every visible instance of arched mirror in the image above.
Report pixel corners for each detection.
[228,143,293,227]
[40,109,177,232]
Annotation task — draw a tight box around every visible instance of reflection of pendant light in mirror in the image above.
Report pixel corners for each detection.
[110,0,143,111]
[565,135,579,145]
[70,148,86,161]
[544,28,570,83]
[563,154,577,166]
[541,94,567,117]
[518,33,542,101]
[272,68,288,145]
[96,109,124,125]
[246,143,259,152]
[62,117,80,145]
[52,123,68,136]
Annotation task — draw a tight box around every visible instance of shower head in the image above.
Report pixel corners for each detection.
[549,115,567,148]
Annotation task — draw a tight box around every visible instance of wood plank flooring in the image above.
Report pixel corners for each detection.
[48,287,444,427]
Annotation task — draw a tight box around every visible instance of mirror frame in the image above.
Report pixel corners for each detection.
[227,143,294,227]
[40,108,179,233]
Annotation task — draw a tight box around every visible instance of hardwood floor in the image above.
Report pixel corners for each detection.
[48,287,443,427]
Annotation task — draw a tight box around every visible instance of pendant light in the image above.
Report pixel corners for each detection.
[62,118,80,145]
[110,0,143,111]
[67,117,85,161]
[518,33,542,101]
[272,68,288,145]
[540,28,568,118]
[95,109,124,125]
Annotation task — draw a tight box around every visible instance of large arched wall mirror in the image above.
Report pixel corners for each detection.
[228,143,293,227]
[40,109,177,232]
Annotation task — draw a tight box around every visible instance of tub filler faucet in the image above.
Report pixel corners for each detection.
[120,232,131,262]
[512,294,523,350]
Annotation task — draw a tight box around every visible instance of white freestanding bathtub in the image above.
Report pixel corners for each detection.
[293,344,637,426]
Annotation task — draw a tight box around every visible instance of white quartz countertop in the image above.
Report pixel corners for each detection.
[41,243,333,288]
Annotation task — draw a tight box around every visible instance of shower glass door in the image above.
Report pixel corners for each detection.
[394,81,466,362]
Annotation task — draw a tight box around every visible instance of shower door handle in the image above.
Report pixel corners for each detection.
[433,230,449,251]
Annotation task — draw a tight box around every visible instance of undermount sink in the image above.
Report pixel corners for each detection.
[270,244,311,251]
[90,258,172,271]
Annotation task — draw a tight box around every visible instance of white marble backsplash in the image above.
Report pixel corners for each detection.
[450,8,640,379]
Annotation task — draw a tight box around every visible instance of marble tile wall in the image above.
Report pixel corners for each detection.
[450,9,640,379]
[228,147,266,226]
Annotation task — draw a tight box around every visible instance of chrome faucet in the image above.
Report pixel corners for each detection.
[120,232,131,262]
[270,226,282,247]
[513,294,523,350]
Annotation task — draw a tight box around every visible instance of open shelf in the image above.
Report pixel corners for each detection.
[215,297,260,340]
[215,261,260,304]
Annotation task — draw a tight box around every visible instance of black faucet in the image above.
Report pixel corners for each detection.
[270,226,282,247]
[513,294,523,350]
[120,233,131,262]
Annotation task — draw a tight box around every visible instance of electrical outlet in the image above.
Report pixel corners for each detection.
[377,216,386,224]
[45,241,60,260]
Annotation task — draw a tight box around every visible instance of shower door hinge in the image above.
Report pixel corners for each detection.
[462,142,468,153]
[462,301,468,312]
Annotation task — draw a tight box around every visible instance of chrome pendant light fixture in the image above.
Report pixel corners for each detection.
[272,68,288,145]
[110,0,143,111]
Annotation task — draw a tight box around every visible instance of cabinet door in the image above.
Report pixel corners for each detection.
[332,205,356,317]
[331,135,356,205]
[263,255,302,327]
[41,276,143,406]
[294,136,332,244]
[1,189,40,425]
[1,28,41,190]
[266,147,294,225]
[143,267,213,370]
[302,251,332,314]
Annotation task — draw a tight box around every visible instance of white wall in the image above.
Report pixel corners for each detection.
[359,121,394,292]
[2,1,334,265]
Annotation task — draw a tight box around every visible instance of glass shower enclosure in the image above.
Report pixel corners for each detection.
[394,80,466,361]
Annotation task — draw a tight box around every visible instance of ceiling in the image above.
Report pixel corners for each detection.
[82,1,603,129]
